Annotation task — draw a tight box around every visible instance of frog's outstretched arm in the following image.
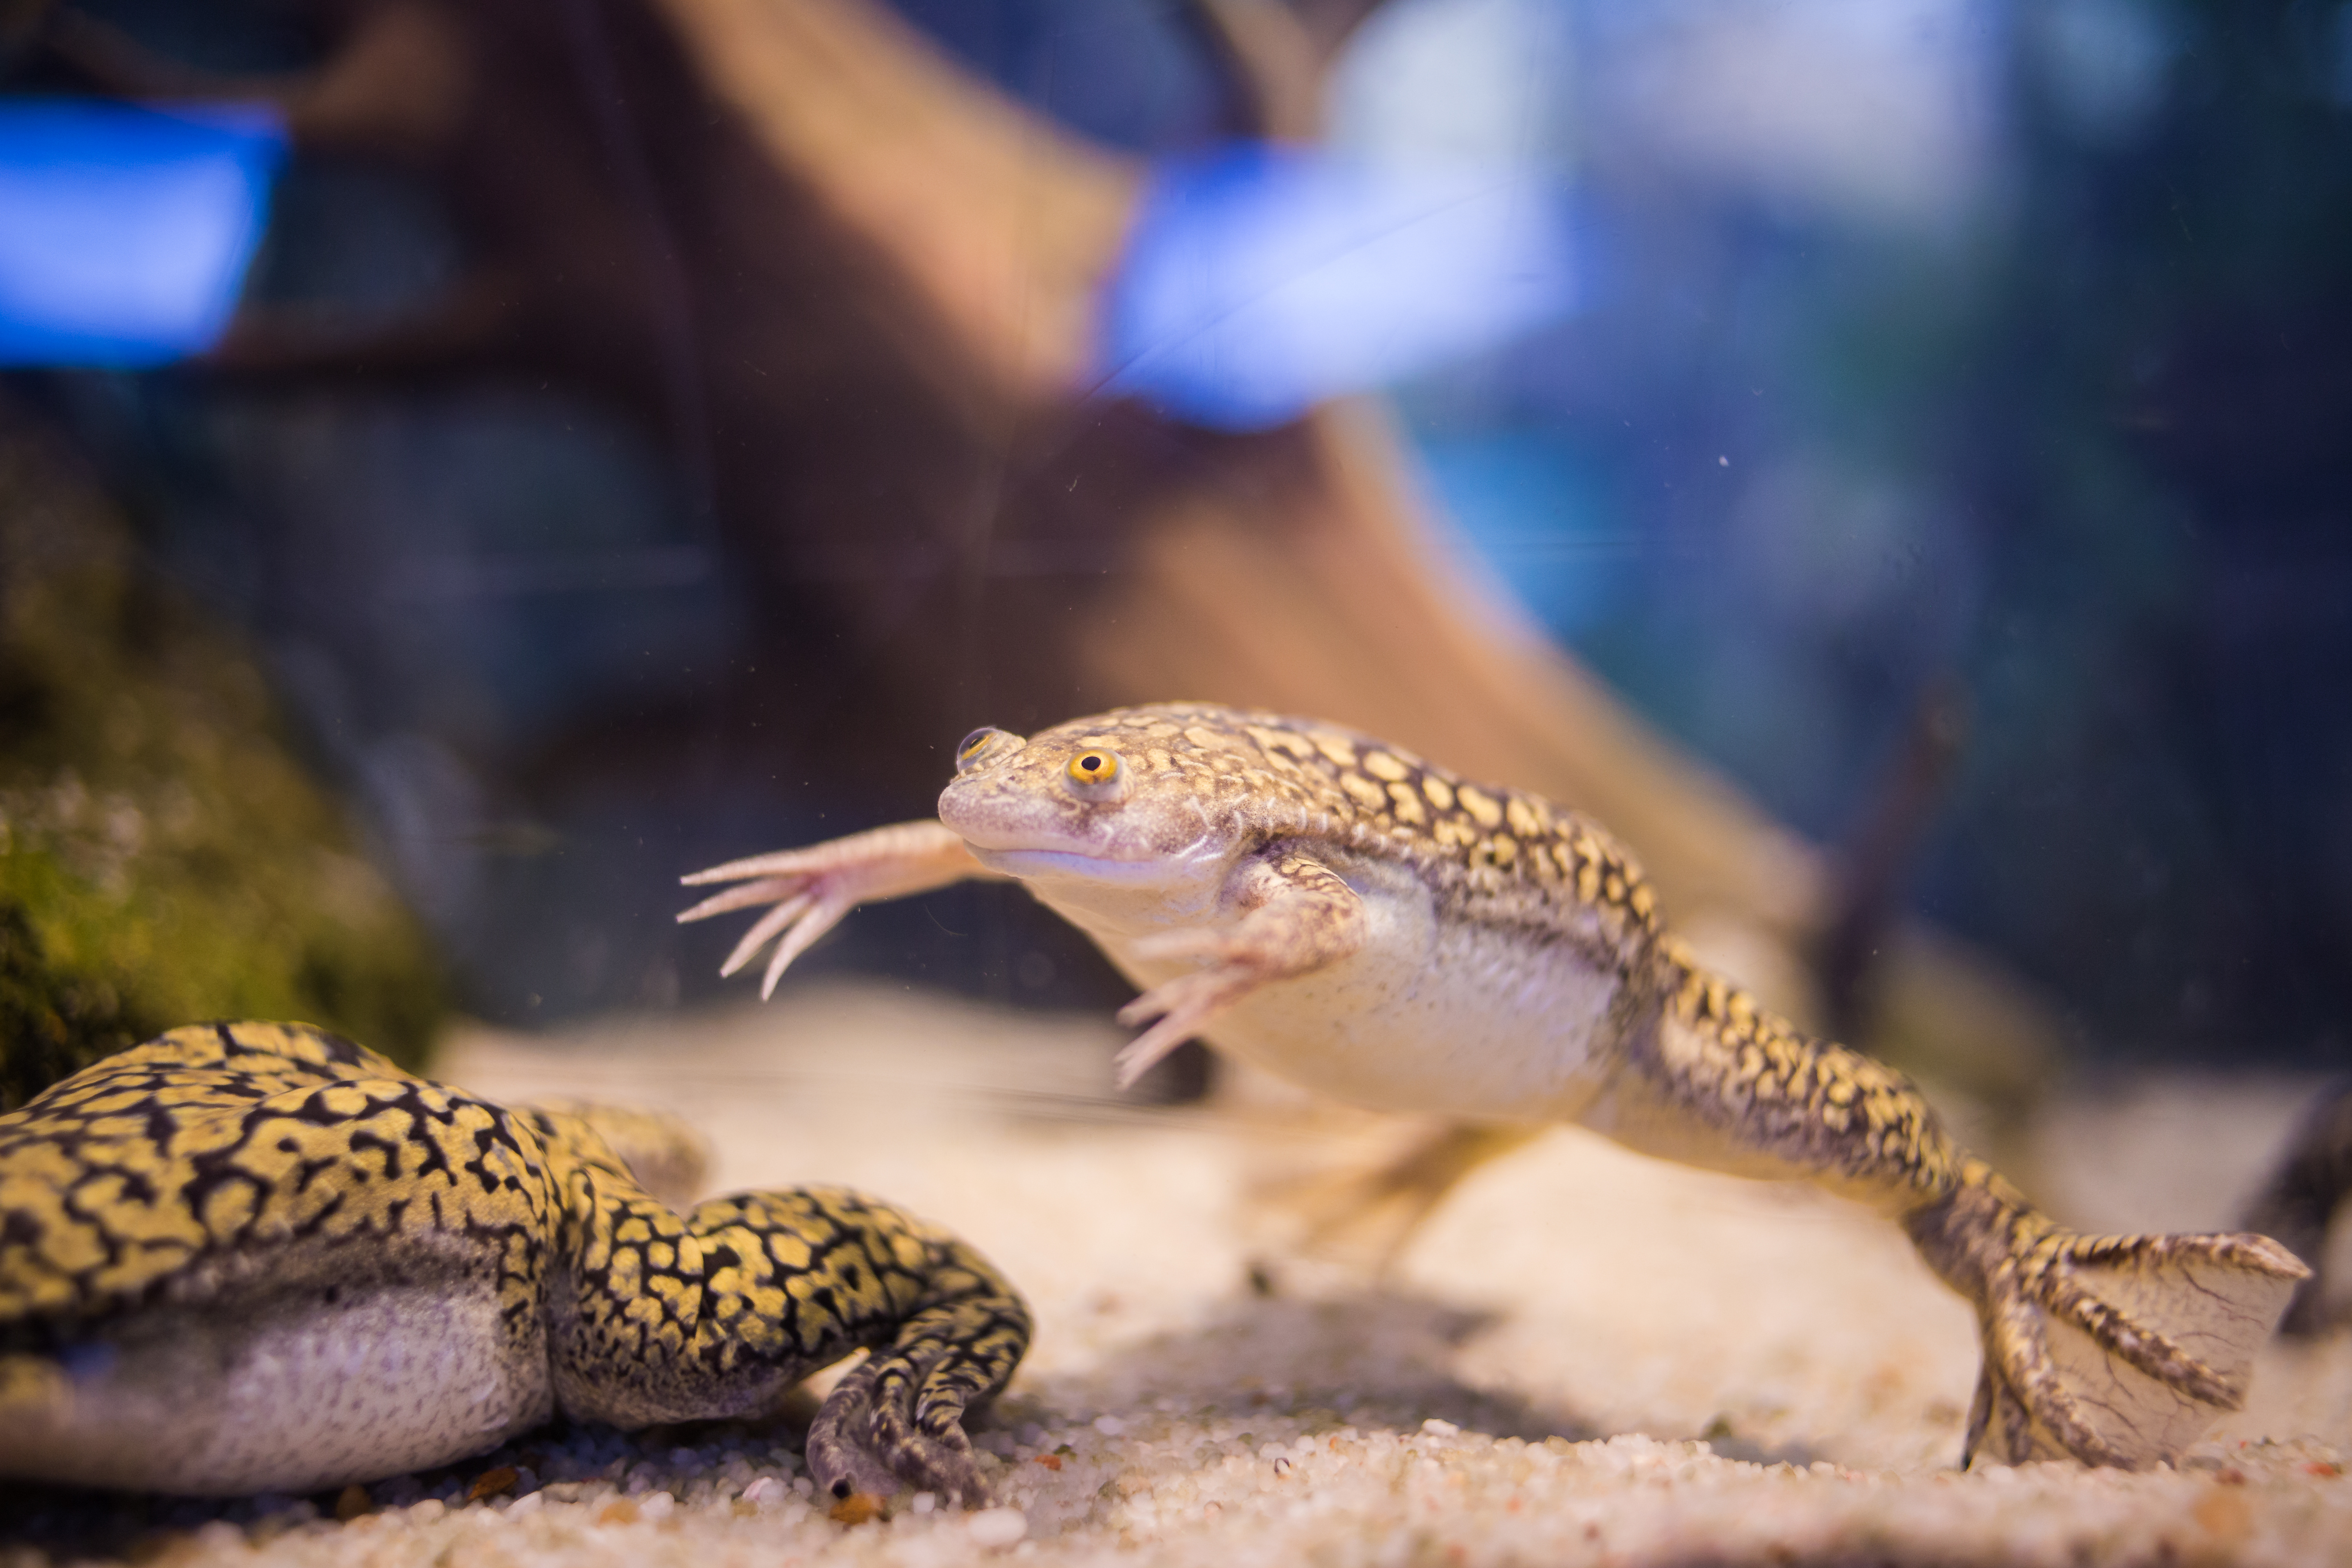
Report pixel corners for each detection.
[1583,940,2307,1469]
[538,1131,1029,1504]
[679,821,1000,996]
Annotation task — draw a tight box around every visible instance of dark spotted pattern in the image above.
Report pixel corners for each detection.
[961,704,1662,974]
[1,1023,1028,1496]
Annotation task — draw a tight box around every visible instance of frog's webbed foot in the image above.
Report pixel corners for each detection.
[678,821,992,997]
[1274,1121,1548,1274]
[1111,849,1366,1088]
[1912,1176,2307,1467]
[805,1354,991,1507]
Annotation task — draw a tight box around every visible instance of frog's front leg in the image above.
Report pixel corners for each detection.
[1586,942,2306,1469]
[803,1282,1033,1505]
[678,821,1001,995]
[547,1169,1029,1506]
[1110,847,1367,1088]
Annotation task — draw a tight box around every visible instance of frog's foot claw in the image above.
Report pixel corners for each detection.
[806,1358,992,1507]
[679,821,982,998]
[1919,1183,2307,1468]
[2236,1080,2352,1336]
[1114,931,1262,1089]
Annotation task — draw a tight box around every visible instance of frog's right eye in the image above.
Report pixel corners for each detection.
[956,727,1008,773]
[1062,748,1127,800]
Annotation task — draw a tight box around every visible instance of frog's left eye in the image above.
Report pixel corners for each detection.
[956,728,1008,774]
[1064,749,1124,796]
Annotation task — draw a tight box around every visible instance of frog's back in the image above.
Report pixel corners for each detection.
[0,1023,557,1493]
[982,704,1670,1117]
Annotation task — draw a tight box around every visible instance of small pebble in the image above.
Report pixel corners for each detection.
[741,1477,786,1506]
[967,1506,1027,1547]
[638,1491,676,1520]
[467,1467,518,1502]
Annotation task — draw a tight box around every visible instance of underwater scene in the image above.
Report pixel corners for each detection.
[4,1,2352,1563]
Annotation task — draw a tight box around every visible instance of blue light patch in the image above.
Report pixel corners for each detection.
[1097,143,1580,431]
[1415,430,1634,637]
[0,100,288,367]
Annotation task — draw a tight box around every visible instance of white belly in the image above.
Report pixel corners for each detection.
[0,1265,550,1494]
[1038,862,1625,1122]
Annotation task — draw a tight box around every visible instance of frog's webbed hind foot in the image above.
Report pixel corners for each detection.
[805,1354,990,1507]
[1912,1174,2308,1468]
[1273,1121,1545,1274]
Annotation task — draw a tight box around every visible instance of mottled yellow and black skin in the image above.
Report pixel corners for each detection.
[0,1022,1028,1501]
[686,702,2305,1473]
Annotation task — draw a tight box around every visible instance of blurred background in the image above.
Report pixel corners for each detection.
[2,0,2348,1127]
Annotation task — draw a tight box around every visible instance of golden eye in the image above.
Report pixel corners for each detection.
[1064,749,1123,792]
[956,727,1005,774]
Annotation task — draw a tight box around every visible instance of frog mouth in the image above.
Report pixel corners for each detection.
[963,844,1172,884]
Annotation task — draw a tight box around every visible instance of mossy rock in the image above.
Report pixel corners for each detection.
[0,428,443,1110]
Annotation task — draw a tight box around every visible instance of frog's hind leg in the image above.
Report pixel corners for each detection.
[542,1165,1031,1506]
[1909,1170,2306,1467]
[1586,942,2306,1468]
[1274,1121,1545,1273]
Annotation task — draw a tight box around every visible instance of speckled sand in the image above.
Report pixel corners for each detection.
[9,985,2352,1566]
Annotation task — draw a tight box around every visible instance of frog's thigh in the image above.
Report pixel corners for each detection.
[1576,1009,1838,1185]
[2,1265,550,1494]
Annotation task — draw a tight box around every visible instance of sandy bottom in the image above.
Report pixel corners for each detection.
[9,984,2352,1566]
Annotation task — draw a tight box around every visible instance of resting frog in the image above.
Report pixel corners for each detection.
[0,1022,1028,1502]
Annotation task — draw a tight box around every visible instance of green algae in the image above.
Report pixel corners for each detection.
[0,429,442,1110]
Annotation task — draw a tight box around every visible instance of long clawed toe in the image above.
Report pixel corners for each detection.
[680,822,987,999]
[1112,959,1258,1089]
[1964,1227,2306,1468]
[679,865,836,995]
[1108,926,1281,1088]
[806,1360,992,1509]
